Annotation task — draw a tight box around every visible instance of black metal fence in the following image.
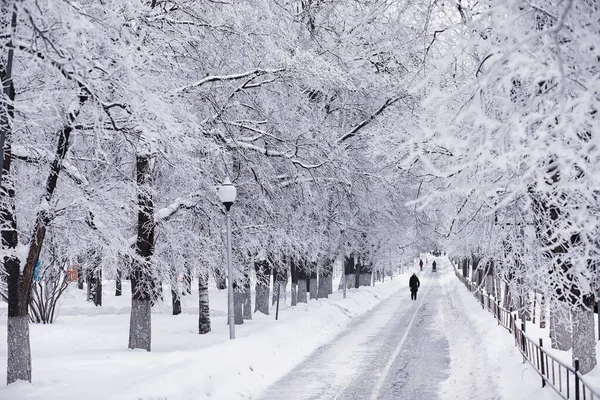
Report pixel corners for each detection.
[453,267,599,400]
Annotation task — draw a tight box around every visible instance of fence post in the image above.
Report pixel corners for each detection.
[521,322,526,363]
[575,358,580,400]
[539,339,546,387]
[497,300,501,325]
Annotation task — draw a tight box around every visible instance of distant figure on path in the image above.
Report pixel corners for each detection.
[432,260,437,271]
[409,273,420,300]
[419,259,423,271]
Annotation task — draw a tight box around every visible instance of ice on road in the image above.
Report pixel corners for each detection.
[258,261,500,400]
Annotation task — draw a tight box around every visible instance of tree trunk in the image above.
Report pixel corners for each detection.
[128,154,155,351]
[77,266,84,290]
[129,298,151,350]
[115,269,122,296]
[272,267,288,305]
[95,266,102,306]
[233,282,244,325]
[214,268,227,290]
[290,257,298,306]
[297,279,308,303]
[242,271,252,320]
[7,315,30,384]
[4,77,88,383]
[571,295,597,374]
[309,262,318,300]
[254,260,270,315]
[183,262,192,295]
[318,259,332,299]
[462,258,468,278]
[198,270,211,334]
[550,299,572,350]
[354,257,361,288]
[171,289,181,315]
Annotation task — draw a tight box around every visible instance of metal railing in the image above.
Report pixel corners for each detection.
[453,266,599,400]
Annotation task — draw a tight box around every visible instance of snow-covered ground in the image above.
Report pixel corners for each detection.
[0,257,597,399]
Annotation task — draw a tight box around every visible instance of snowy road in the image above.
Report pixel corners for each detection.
[258,261,502,400]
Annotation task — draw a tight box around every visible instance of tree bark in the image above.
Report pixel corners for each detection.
[171,288,181,315]
[214,268,227,290]
[254,260,270,315]
[128,154,155,351]
[549,298,572,350]
[198,270,211,334]
[129,299,151,350]
[571,295,597,374]
[242,271,252,320]
[297,279,308,303]
[309,262,318,300]
[272,267,287,305]
[95,266,102,306]
[115,269,122,296]
[318,259,332,299]
[233,281,244,324]
[183,262,192,295]
[290,257,298,306]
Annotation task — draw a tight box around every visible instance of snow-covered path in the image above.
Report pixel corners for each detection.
[258,259,501,400]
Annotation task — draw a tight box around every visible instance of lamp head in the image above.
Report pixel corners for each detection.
[219,177,237,211]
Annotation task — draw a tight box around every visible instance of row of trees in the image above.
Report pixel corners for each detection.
[5,0,594,386]
[0,0,437,384]
[421,0,599,374]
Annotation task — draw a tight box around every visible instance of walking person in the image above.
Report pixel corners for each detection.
[432,260,437,271]
[419,259,423,271]
[409,272,420,300]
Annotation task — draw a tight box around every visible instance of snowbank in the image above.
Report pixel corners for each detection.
[0,274,406,400]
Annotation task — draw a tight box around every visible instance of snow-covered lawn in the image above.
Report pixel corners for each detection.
[0,272,407,400]
[0,259,598,400]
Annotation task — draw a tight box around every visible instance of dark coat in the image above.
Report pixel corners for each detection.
[409,274,420,291]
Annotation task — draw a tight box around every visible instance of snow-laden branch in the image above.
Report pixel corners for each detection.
[335,96,403,144]
[12,145,89,186]
[154,197,198,224]
[169,68,285,96]
[220,135,324,169]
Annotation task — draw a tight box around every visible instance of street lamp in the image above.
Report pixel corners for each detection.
[219,177,237,339]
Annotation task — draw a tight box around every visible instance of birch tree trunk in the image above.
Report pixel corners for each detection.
[198,270,211,334]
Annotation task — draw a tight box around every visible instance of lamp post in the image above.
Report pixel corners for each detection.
[219,177,237,339]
